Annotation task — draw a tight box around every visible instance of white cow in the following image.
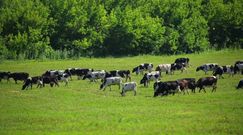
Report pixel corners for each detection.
[100,77,122,90]
[121,82,137,96]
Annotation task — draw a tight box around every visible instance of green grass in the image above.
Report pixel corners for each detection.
[0,49,243,134]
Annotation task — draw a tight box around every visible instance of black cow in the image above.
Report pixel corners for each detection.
[236,80,243,89]
[0,71,10,82]
[132,63,153,75]
[213,65,234,78]
[40,76,59,87]
[75,68,93,79]
[108,70,131,82]
[153,81,180,97]
[171,63,186,74]
[196,76,217,93]
[8,72,29,84]
[22,76,42,90]
[175,58,190,67]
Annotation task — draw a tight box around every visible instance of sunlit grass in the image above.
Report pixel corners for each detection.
[0,49,243,134]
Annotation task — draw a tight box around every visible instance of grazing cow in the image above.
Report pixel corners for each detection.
[0,71,10,82]
[40,76,59,87]
[171,63,187,74]
[236,80,243,89]
[132,63,153,75]
[234,63,243,75]
[57,73,69,86]
[8,72,29,84]
[100,77,122,91]
[120,82,137,96]
[213,65,234,78]
[107,70,131,82]
[177,78,196,93]
[196,76,217,93]
[155,64,172,75]
[83,70,106,82]
[75,68,93,79]
[22,76,42,90]
[153,81,180,97]
[175,57,190,67]
[196,63,219,74]
[140,71,160,87]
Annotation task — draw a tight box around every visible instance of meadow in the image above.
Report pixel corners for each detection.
[0,50,243,134]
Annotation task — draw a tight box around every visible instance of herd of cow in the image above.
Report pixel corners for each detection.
[0,58,243,97]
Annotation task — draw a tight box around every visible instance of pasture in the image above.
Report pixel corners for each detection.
[0,50,243,134]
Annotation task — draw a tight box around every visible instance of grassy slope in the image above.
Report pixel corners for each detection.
[0,50,243,134]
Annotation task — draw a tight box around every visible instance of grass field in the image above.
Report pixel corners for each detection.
[0,50,243,134]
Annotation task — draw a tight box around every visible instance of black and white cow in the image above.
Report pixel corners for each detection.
[175,57,190,67]
[120,82,137,96]
[236,80,243,89]
[57,73,70,86]
[234,63,243,75]
[155,64,172,75]
[100,77,122,91]
[213,65,234,78]
[140,71,160,87]
[0,71,10,82]
[22,76,42,90]
[83,70,106,82]
[153,81,180,97]
[8,72,29,84]
[196,76,217,93]
[171,63,187,74]
[132,63,153,75]
[106,70,131,82]
[196,63,219,74]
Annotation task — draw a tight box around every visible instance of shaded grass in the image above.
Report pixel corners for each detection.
[0,49,243,134]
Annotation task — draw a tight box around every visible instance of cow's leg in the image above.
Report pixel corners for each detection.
[203,87,206,93]
[15,79,17,84]
[134,89,137,96]
[65,79,68,86]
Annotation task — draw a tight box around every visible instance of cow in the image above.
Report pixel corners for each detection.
[196,63,219,74]
[0,71,10,82]
[177,78,196,93]
[107,70,131,82]
[120,82,137,96]
[213,65,234,78]
[153,81,180,97]
[22,76,42,90]
[75,68,93,79]
[196,76,217,93]
[100,77,122,91]
[175,57,190,67]
[236,80,243,89]
[155,64,172,75]
[234,63,243,75]
[171,63,187,74]
[83,70,106,82]
[140,71,160,87]
[8,72,29,84]
[132,63,153,75]
[40,76,59,87]
[57,73,69,86]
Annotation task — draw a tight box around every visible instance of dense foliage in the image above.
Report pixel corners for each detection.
[0,0,242,59]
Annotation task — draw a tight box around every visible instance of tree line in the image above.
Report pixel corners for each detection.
[0,0,242,59]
